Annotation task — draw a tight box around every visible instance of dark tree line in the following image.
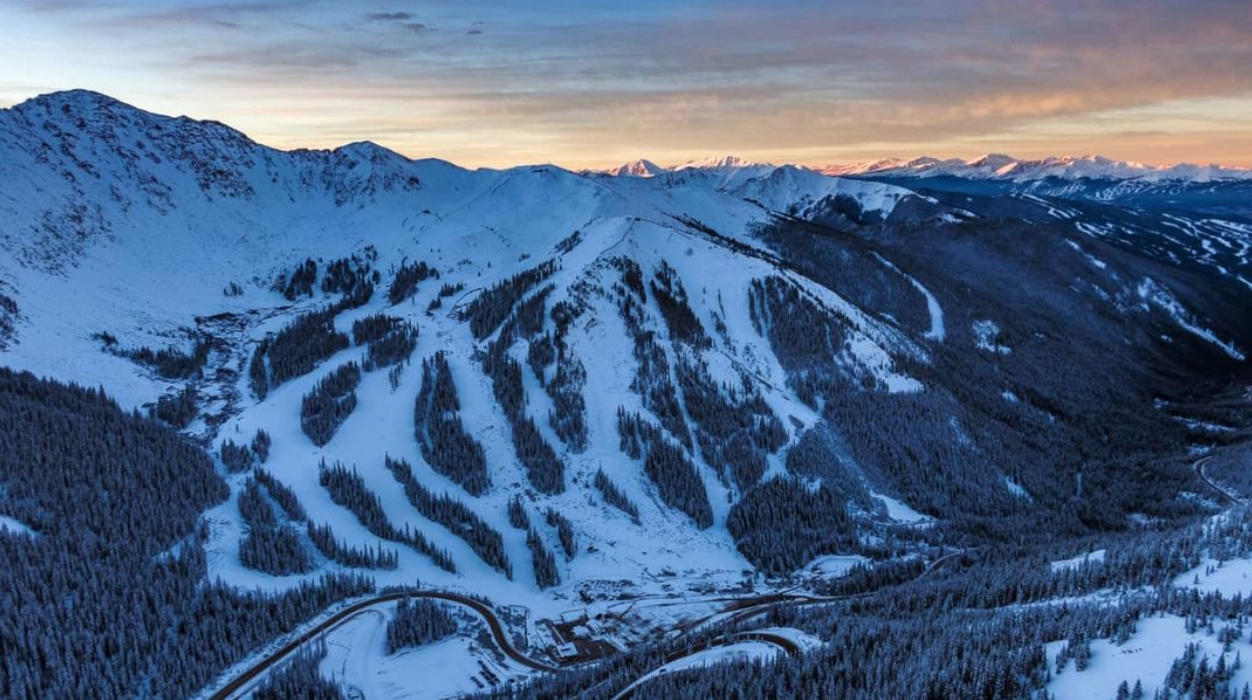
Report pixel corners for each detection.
[725,477,858,576]
[0,367,374,700]
[385,457,512,578]
[322,251,379,297]
[306,521,398,569]
[237,477,313,576]
[508,495,530,529]
[594,468,640,523]
[611,258,691,449]
[318,460,456,572]
[254,467,305,520]
[251,306,349,399]
[101,331,211,380]
[546,347,588,452]
[618,409,712,529]
[675,354,785,491]
[238,477,278,529]
[300,362,361,446]
[220,428,272,473]
[252,428,272,462]
[220,439,253,473]
[527,333,556,383]
[352,313,402,345]
[385,597,458,654]
[651,261,711,348]
[463,259,558,339]
[388,259,437,305]
[414,351,491,495]
[352,313,419,370]
[783,423,873,510]
[544,508,577,560]
[527,527,560,589]
[515,285,554,337]
[252,641,345,700]
[748,275,851,406]
[483,336,564,494]
[149,384,197,428]
[251,278,374,398]
[0,289,16,349]
[480,272,587,461]
[426,282,466,314]
[1155,642,1244,700]
[279,257,318,300]
[364,321,418,371]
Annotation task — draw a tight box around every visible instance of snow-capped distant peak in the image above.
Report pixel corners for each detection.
[607,158,666,178]
[674,154,776,172]
[817,153,1252,183]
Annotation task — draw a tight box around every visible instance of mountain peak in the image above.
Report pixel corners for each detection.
[14,89,133,114]
[675,154,775,171]
[607,158,666,178]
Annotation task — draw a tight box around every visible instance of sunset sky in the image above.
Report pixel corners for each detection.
[2,0,1250,169]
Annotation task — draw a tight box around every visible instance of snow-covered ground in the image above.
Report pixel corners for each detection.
[1174,556,1252,597]
[1042,552,1252,699]
[318,603,533,700]
[1050,549,1106,573]
[1046,615,1252,700]
[0,92,945,696]
[0,514,33,536]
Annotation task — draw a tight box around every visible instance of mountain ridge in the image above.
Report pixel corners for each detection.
[1,92,1250,677]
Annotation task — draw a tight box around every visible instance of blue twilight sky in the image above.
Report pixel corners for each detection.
[1,0,1250,168]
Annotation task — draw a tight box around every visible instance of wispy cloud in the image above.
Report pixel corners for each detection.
[365,11,412,21]
[4,0,1251,167]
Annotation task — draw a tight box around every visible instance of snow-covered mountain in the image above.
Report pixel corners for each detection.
[3,90,1252,699]
[606,158,666,178]
[820,153,1252,183]
[0,90,936,605]
[607,153,1252,184]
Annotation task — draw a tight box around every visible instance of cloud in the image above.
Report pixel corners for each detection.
[365,11,412,21]
[8,0,1252,167]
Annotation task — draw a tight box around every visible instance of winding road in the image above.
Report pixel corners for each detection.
[1195,455,1243,506]
[609,631,802,700]
[206,549,969,699]
[204,589,557,700]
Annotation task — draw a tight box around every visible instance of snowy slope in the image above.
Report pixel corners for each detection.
[8,92,1252,700]
[0,90,930,621]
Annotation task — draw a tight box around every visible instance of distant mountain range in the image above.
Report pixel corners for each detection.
[606,154,1252,183]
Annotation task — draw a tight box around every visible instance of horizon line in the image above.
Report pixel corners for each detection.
[6,88,1252,173]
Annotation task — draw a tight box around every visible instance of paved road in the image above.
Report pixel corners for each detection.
[1195,455,1243,506]
[708,549,967,629]
[205,589,557,700]
[209,550,968,699]
[609,630,802,700]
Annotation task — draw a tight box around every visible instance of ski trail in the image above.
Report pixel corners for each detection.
[872,252,945,342]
